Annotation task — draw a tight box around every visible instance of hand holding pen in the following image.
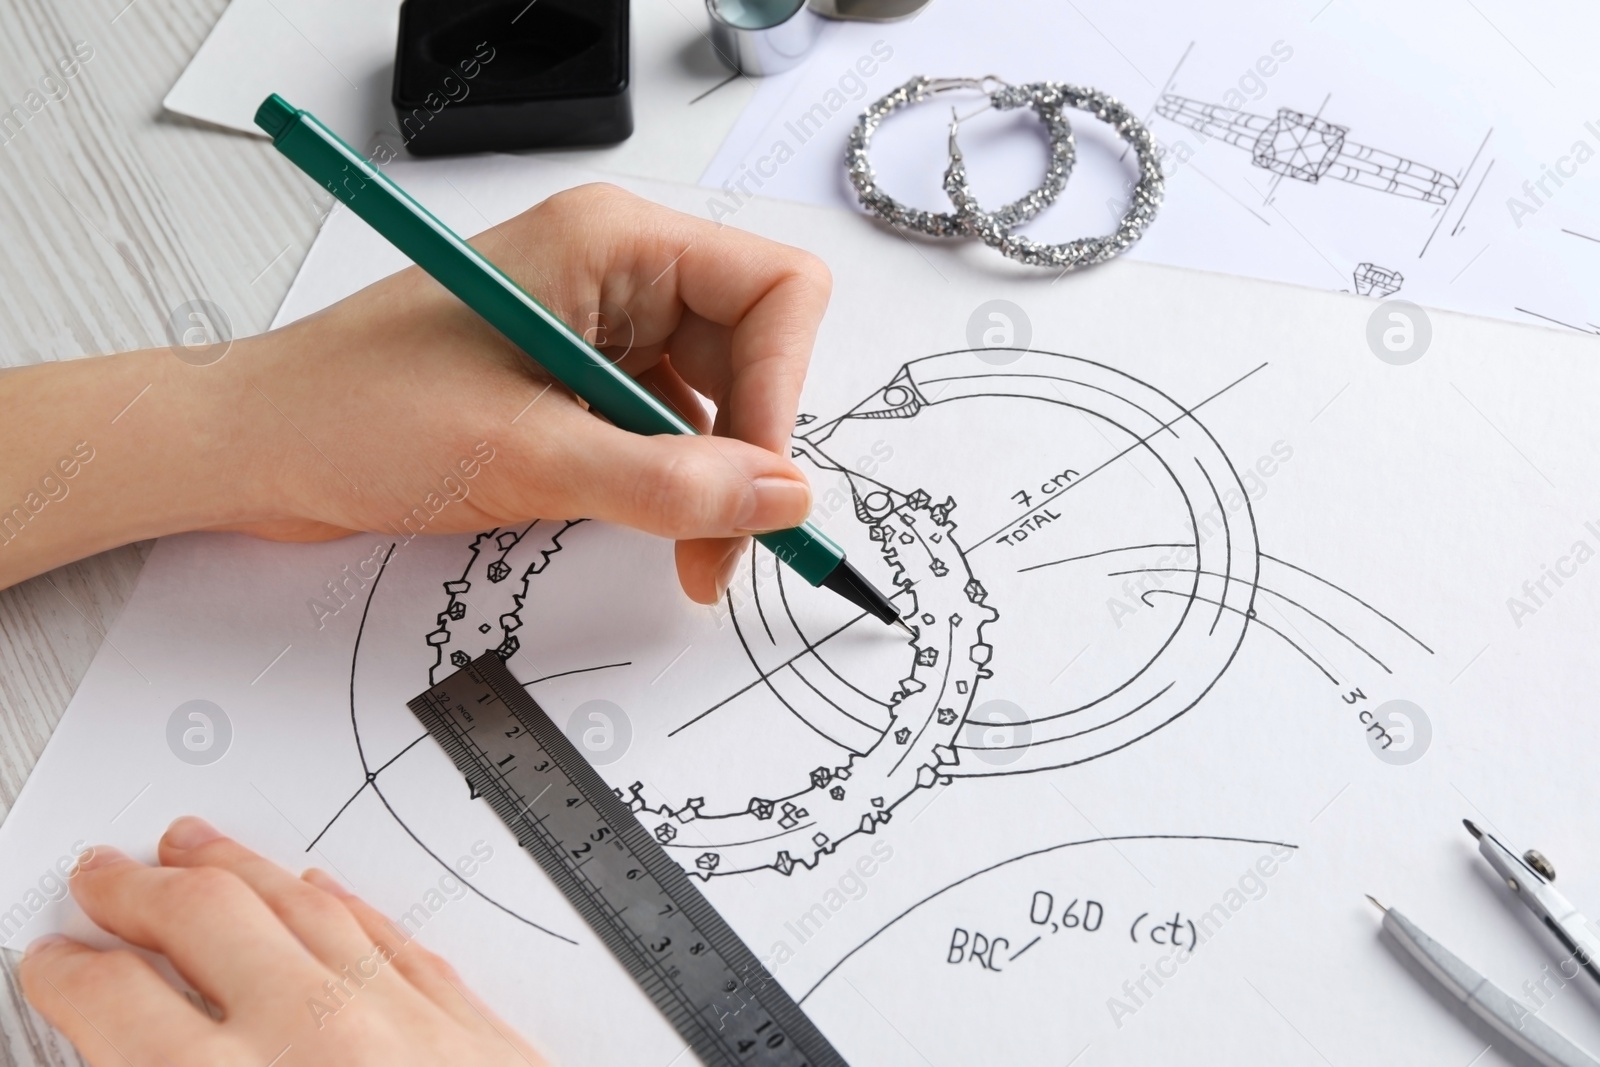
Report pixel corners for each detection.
[0,182,832,604]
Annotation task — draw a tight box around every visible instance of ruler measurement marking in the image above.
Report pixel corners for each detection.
[410,656,845,1066]
[428,711,698,1019]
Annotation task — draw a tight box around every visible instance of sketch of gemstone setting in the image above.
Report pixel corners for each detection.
[1154,95,1459,204]
[620,351,1264,878]
[321,348,1431,923]
[1353,262,1404,297]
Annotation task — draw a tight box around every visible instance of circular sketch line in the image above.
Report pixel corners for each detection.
[326,538,579,945]
[327,348,1430,914]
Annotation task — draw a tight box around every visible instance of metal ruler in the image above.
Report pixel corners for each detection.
[408,653,849,1067]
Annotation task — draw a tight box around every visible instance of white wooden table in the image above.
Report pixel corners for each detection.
[0,0,762,1059]
[0,1,334,1060]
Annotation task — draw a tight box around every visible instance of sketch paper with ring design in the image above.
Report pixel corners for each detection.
[2,157,1599,1064]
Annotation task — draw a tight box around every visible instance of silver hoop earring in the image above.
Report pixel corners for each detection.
[944,82,1163,270]
[847,76,1076,239]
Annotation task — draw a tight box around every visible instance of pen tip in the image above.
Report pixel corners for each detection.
[895,619,916,639]
[1463,818,1482,840]
[819,560,904,630]
[1364,894,1387,914]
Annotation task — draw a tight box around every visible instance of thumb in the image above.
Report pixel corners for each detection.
[544,417,814,542]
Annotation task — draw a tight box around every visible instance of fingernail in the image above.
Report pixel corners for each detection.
[735,476,811,534]
[714,541,746,599]
[303,868,353,898]
[24,934,69,959]
[164,816,223,851]
[74,846,125,874]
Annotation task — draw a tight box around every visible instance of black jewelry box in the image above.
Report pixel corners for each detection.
[392,0,632,156]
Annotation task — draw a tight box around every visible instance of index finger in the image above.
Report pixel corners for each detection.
[482,184,830,454]
[668,225,832,453]
[67,846,326,1016]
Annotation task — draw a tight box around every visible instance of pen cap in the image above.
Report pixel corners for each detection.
[255,94,297,140]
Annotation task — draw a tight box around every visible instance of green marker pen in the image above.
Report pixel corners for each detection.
[254,93,906,630]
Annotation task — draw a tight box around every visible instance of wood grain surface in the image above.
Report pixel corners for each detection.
[0,0,323,1060]
[0,0,758,1059]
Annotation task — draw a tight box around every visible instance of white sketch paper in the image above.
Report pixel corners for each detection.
[4,157,1600,1065]
[700,0,1600,334]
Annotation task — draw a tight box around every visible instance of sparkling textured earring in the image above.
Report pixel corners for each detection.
[847,76,1076,239]
[944,82,1164,270]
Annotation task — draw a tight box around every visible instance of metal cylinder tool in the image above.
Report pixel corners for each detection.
[706,0,930,75]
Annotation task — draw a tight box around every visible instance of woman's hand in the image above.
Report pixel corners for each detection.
[20,817,546,1066]
[0,183,831,602]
